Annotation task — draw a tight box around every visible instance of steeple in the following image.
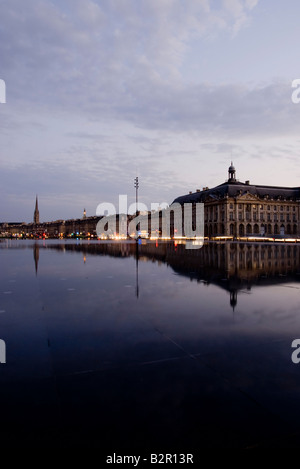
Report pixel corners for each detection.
[34,195,40,224]
[228,161,236,182]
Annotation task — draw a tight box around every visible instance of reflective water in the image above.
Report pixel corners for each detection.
[1,239,300,449]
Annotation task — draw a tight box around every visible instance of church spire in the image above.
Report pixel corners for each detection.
[34,195,40,224]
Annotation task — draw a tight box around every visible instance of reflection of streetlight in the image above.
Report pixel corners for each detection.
[134,176,139,217]
[135,240,139,299]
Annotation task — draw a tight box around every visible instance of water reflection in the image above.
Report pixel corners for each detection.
[33,243,39,276]
[135,241,139,299]
[33,240,300,310]
[2,239,300,449]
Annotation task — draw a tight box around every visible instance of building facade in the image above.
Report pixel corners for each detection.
[2,164,300,240]
[172,163,300,238]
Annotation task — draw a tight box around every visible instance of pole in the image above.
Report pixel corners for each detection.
[134,176,139,217]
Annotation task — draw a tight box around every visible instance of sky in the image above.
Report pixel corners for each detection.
[1,0,300,222]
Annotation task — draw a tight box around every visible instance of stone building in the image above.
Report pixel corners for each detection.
[172,163,300,238]
[2,164,300,240]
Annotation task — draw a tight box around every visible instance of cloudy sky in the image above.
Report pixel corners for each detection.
[1,0,300,222]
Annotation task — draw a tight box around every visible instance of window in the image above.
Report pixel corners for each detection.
[280,205,283,211]
[230,203,233,209]
[267,205,270,211]
[274,206,277,211]
[214,207,218,222]
[230,212,234,221]
[238,204,242,209]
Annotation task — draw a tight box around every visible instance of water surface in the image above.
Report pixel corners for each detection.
[1,239,300,449]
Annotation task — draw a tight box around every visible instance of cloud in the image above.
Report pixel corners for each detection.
[0,0,260,108]
[113,80,299,137]
[10,0,300,224]
[2,0,293,141]
[222,0,259,34]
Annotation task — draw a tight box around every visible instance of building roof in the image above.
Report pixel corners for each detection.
[172,165,300,205]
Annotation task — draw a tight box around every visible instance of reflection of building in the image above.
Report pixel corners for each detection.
[42,240,300,310]
[166,242,300,310]
[173,163,300,238]
[33,243,39,275]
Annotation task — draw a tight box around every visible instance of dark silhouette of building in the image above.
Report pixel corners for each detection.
[33,243,39,275]
[34,195,39,224]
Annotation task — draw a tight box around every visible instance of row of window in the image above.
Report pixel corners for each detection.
[230,252,295,261]
[228,212,296,222]
[228,203,296,212]
[229,223,297,236]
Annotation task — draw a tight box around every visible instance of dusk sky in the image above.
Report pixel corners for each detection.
[1,0,300,222]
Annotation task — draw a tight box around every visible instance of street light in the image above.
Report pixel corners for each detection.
[134,176,139,217]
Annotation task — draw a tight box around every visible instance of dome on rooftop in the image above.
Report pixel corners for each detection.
[228,161,236,182]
